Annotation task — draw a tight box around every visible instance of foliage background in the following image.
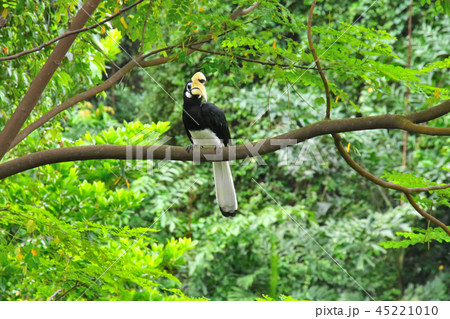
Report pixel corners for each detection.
[0,0,448,300]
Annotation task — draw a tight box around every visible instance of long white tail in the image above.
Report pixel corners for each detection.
[213,161,238,217]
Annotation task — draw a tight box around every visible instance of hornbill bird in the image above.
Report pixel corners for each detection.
[183,72,238,217]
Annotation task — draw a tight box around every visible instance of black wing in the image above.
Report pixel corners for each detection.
[200,102,232,146]
[183,115,194,144]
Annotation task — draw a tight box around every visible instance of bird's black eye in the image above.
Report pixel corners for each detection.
[187,83,191,89]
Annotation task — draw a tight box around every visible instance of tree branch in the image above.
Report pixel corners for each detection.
[404,193,450,236]
[8,4,261,150]
[139,0,153,54]
[406,99,450,123]
[54,281,86,301]
[307,0,449,235]
[186,3,260,55]
[402,0,414,168]
[332,133,450,235]
[188,46,324,70]
[47,289,63,301]
[81,36,120,70]
[395,117,450,136]
[9,58,141,150]
[230,2,260,19]
[1,108,449,180]
[332,134,450,194]
[307,0,331,119]
[241,2,261,15]
[140,16,259,61]
[0,0,102,160]
[0,0,144,62]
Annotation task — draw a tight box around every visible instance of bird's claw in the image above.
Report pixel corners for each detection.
[186,144,201,152]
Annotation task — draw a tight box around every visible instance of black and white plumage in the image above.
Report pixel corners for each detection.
[182,72,238,217]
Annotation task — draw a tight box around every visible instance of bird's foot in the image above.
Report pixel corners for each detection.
[186,144,201,152]
[214,144,224,152]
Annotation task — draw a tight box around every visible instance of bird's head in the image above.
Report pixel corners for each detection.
[184,72,207,102]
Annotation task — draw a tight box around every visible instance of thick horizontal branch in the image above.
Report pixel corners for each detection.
[406,100,450,124]
[1,111,449,180]
[0,0,144,62]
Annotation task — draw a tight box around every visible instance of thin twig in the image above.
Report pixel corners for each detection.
[404,193,450,236]
[47,289,63,301]
[286,80,292,127]
[188,47,323,70]
[402,0,414,168]
[140,22,245,61]
[427,204,432,250]
[241,2,260,15]
[267,78,275,129]
[136,9,260,61]
[80,36,120,69]
[140,44,178,60]
[55,281,86,301]
[307,0,331,119]
[0,0,144,62]
[287,78,316,110]
[139,0,153,54]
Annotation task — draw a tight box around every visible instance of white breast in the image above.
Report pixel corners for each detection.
[189,129,222,147]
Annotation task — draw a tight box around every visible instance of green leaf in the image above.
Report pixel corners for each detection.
[26,219,35,233]
[379,228,450,249]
